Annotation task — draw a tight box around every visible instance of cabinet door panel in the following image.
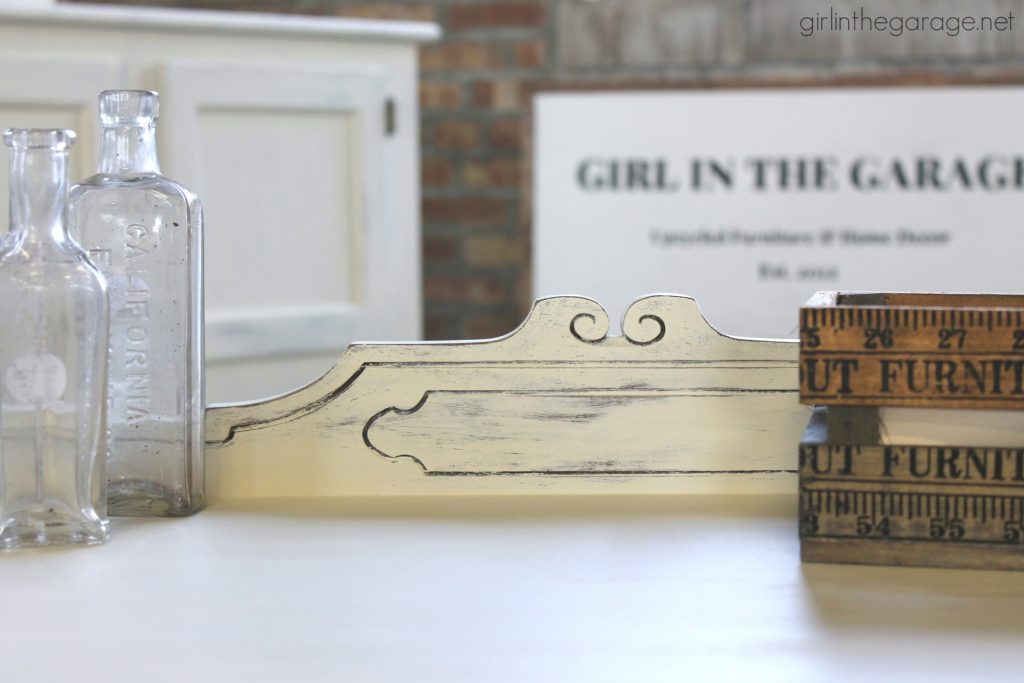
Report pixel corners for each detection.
[159,61,400,403]
[0,56,122,216]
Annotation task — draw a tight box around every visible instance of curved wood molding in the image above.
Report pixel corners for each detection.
[205,295,810,497]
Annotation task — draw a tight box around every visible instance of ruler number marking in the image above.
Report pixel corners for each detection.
[863,327,894,349]
[801,326,822,348]
[799,482,1024,544]
[800,304,1024,405]
[856,515,891,537]
[929,517,965,540]
[801,512,819,535]
[937,327,967,349]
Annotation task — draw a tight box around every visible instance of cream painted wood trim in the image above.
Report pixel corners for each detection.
[205,295,811,497]
[0,5,441,43]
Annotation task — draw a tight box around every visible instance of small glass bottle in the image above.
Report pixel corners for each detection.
[69,90,204,516]
[0,128,109,548]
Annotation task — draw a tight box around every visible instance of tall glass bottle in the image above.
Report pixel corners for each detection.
[0,128,109,548]
[69,90,204,516]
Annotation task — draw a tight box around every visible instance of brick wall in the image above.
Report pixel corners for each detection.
[66,0,1024,339]
[415,2,545,339]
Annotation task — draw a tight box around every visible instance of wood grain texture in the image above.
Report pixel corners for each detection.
[800,292,1024,409]
[205,294,809,497]
[800,407,1024,570]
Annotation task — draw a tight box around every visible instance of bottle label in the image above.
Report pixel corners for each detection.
[122,224,151,423]
[4,353,67,406]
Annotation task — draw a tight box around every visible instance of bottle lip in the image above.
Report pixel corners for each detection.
[2,128,76,151]
[99,89,159,126]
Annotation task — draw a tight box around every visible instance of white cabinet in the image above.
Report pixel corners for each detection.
[0,5,438,404]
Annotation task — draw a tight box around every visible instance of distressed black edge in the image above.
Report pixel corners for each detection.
[570,312,606,343]
[426,469,798,477]
[625,314,667,346]
[362,392,432,471]
[211,365,368,446]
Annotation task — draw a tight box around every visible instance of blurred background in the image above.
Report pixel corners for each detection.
[4,0,1023,402]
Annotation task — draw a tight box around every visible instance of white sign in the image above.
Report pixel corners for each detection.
[533,87,1024,339]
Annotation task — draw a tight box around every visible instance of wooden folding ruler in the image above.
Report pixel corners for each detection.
[798,293,1024,570]
[800,292,1024,409]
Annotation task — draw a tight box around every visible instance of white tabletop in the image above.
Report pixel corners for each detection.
[2,495,1022,681]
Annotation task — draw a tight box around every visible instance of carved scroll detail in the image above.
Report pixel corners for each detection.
[204,294,808,498]
[570,312,609,343]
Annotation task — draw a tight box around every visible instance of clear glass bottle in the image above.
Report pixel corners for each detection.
[69,90,204,516]
[0,128,109,548]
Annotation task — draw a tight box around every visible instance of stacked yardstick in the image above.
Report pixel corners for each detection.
[798,292,1024,571]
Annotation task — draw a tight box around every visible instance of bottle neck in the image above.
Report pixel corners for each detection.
[9,146,71,247]
[98,124,160,175]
